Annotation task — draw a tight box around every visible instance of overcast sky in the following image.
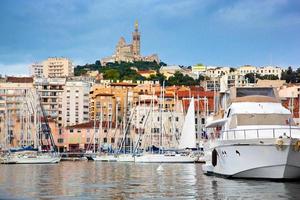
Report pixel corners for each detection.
[0,0,300,75]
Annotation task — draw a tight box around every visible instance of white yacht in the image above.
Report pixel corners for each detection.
[202,87,300,179]
[116,154,135,162]
[1,151,60,164]
[91,154,118,162]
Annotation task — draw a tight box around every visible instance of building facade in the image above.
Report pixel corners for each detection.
[61,81,90,127]
[34,77,66,127]
[257,66,283,79]
[43,57,73,78]
[101,21,159,66]
[237,65,257,76]
[30,63,44,77]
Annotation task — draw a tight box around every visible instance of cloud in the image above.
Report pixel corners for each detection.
[150,0,206,17]
[0,62,31,76]
[214,0,300,27]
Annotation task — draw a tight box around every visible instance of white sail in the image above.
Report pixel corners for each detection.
[178,97,196,149]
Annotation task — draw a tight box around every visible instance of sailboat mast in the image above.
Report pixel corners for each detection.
[151,86,155,154]
[99,105,103,152]
[93,111,96,153]
[160,81,165,153]
[4,90,8,149]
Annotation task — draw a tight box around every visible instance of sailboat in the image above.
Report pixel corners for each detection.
[1,89,60,164]
[135,97,198,163]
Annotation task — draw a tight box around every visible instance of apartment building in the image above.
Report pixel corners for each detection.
[237,65,257,76]
[34,77,66,127]
[257,66,284,79]
[62,81,90,127]
[90,82,138,122]
[30,63,44,77]
[205,67,230,78]
[43,57,73,78]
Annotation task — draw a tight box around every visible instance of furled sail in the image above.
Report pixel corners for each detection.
[178,97,196,149]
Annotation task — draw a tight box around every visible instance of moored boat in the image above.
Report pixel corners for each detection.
[202,87,300,179]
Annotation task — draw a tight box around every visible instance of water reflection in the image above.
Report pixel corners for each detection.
[0,162,300,199]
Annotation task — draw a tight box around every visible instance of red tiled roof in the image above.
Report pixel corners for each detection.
[177,90,214,98]
[182,99,214,112]
[6,76,33,83]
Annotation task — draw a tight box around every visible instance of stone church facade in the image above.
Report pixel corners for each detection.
[101,21,160,66]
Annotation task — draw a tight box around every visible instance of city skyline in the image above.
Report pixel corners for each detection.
[0,0,300,75]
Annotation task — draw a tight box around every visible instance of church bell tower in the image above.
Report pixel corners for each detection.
[132,20,140,56]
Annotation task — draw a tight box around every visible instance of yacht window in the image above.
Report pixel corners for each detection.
[236,114,293,126]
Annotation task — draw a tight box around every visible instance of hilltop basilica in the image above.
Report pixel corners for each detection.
[101,21,160,66]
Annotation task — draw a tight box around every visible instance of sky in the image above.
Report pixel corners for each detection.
[0,0,300,75]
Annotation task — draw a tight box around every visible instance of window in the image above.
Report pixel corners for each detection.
[58,138,64,143]
[111,137,115,143]
[70,129,74,133]
[103,138,107,143]
[151,128,160,133]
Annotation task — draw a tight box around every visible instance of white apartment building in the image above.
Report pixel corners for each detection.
[205,67,230,78]
[34,77,66,127]
[43,57,73,78]
[220,73,247,92]
[257,66,284,79]
[62,81,90,127]
[30,63,44,77]
[237,65,257,76]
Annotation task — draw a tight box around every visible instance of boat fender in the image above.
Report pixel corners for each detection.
[293,140,300,152]
[275,138,284,150]
[212,149,218,167]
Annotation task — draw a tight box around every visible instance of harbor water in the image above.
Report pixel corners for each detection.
[1,162,300,199]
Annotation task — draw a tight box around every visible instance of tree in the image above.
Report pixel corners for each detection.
[281,66,297,83]
[166,71,198,86]
[159,61,167,66]
[148,72,166,85]
[95,60,101,66]
[245,73,256,83]
[103,69,120,80]
[230,67,236,72]
[260,74,279,80]
[197,74,205,82]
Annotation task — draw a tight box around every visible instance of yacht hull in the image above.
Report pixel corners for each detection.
[203,139,300,179]
[93,155,117,162]
[116,154,135,162]
[3,156,61,164]
[135,154,197,163]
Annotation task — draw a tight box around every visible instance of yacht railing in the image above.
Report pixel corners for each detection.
[220,127,300,140]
